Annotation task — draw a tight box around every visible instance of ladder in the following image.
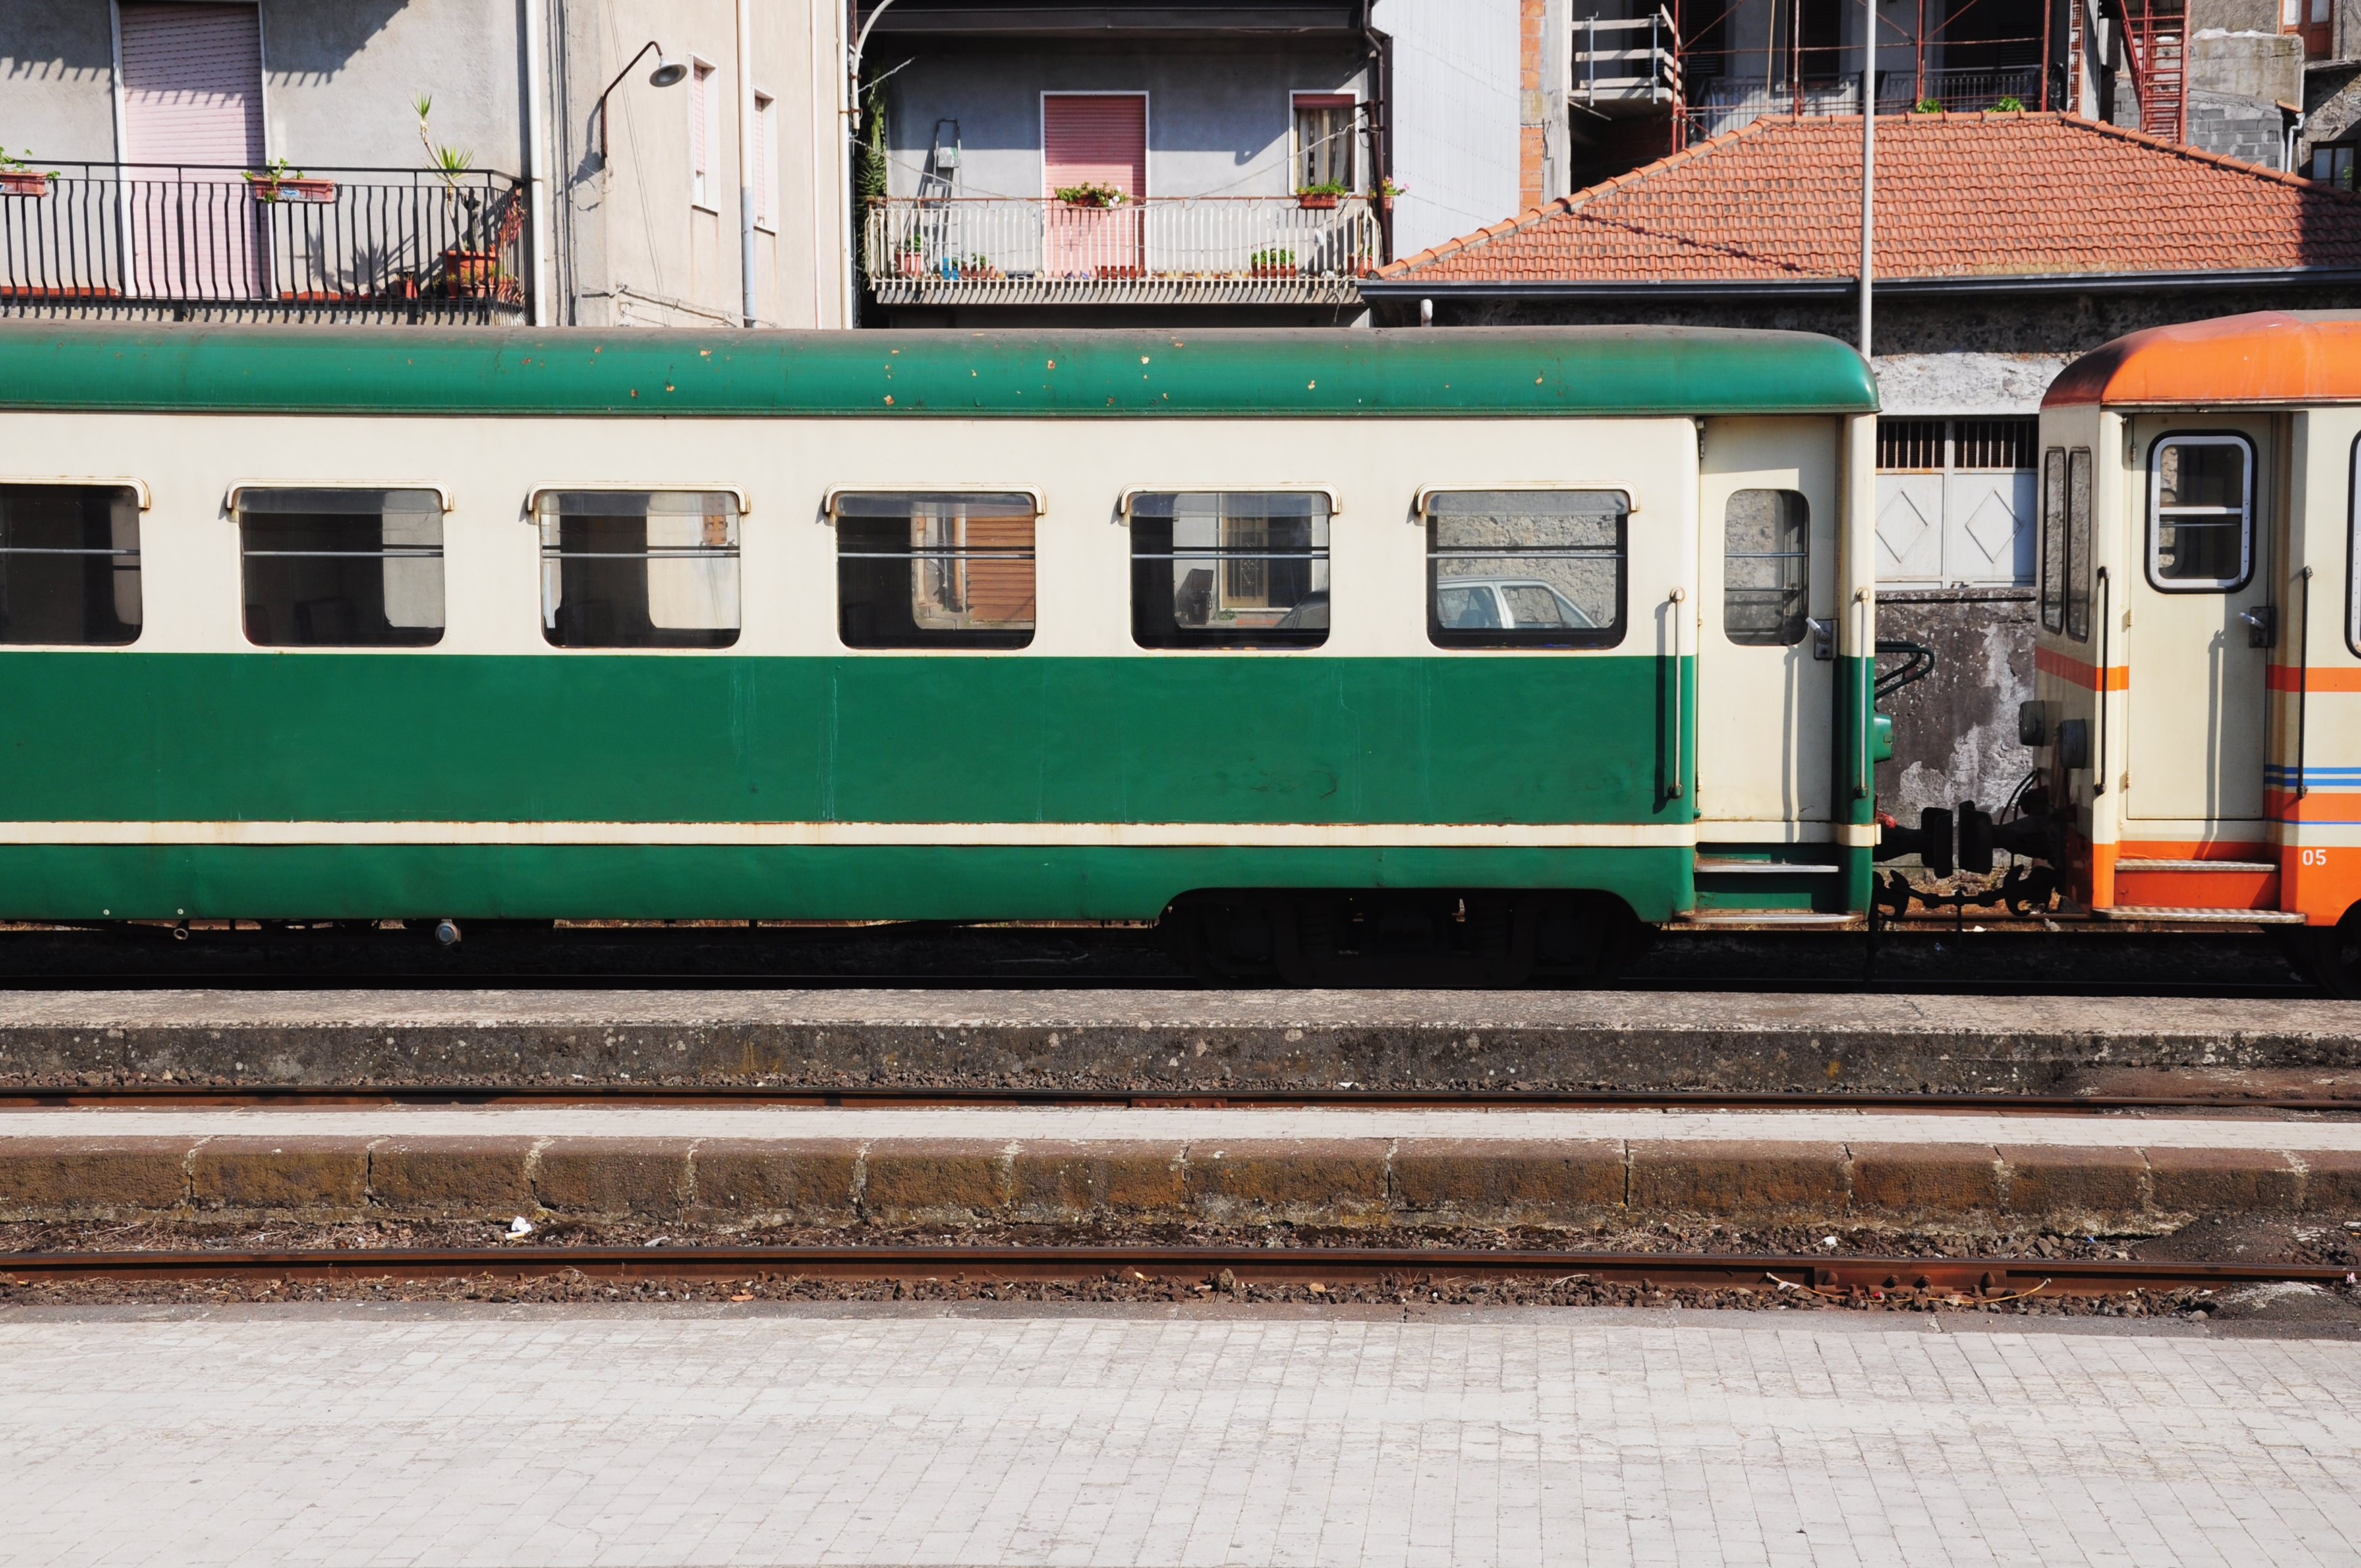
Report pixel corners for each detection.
[2115,0,2186,143]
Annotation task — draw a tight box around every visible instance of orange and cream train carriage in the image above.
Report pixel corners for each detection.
[2027,312,2361,988]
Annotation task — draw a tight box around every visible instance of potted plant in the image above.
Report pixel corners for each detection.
[245,156,337,203]
[1249,248,1296,279]
[0,148,55,198]
[897,235,925,277]
[1377,179,1406,215]
[1052,181,1127,208]
[1993,95,2027,112]
[1297,179,1348,210]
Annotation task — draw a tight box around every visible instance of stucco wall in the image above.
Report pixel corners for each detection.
[878,40,1374,203]
[0,3,117,161]
[1375,0,1520,256]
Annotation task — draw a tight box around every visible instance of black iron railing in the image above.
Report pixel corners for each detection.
[0,163,527,324]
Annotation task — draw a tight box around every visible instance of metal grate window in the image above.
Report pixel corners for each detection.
[0,483,140,646]
[1425,490,1626,649]
[1877,418,1945,471]
[538,490,739,649]
[835,492,1037,649]
[1131,492,1331,649]
[1956,418,2038,470]
[238,487,440,648]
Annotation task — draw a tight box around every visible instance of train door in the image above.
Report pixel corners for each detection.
[1692,418,1840,828]
[2123,417,2273,833]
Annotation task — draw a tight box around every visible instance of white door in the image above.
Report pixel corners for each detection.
[2125,419,2272,823]
[117,1,266,301]
[1695,418,1840,825]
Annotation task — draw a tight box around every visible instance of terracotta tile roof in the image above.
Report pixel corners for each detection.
[1377,113,2361,286]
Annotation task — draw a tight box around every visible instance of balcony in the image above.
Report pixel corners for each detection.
[0,163,527,324]
[863,195,1382,308]
[1572,9,1684,115]
[1680,67,2045,140]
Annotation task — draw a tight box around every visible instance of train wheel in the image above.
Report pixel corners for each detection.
[2289,906,2361,997]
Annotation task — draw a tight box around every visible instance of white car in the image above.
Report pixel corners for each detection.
[1433,577,1597,631]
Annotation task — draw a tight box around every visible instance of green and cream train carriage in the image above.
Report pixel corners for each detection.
[0,324,1881,981]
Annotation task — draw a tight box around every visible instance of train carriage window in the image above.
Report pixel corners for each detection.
[2348,433,2361,658]
[834,492,1036,649]
[1425,490,1626,649]
[0,484,140,645]
[2148,434,2254,591]
[238,488,442,647]
[2067,448,2093,642]
[1130,492,1329,649]
[1722,489,1809,646]
[538,491,739,649]
[2039,448,2067,634]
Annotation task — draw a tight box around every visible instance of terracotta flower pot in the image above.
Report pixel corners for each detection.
[251,176,337,204]
[0,171,51,198]
[1298,193,1339,210]
[438,248,503,298]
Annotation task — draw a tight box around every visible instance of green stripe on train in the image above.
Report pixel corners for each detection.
[0,844,1696,923]
[0,652,1694,827]
[0,324,1879,417]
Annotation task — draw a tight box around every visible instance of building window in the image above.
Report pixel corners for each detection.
[2040,446,2067,634]
[754,91,776,229]
[1131,492,1330,649]
[1874,415,2038,587]
[2066,447,2093,642]
[0,483,140,646]
[1723,490,1810,646]
[1425,490,1626,649]
[2148,434,2254,591]
[2314,142,2356,190]
[1292,94,1357,192]
[237,488,443,648]
[691,59,716,208]
[835,492,1037,649]
[538,490,739,649]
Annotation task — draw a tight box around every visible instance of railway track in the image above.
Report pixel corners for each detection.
[7,1084,2356,1113]
[3,1242,2351,1299]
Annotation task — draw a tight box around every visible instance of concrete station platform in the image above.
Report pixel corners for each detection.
[11,1103,2361,1231]
[7,987,2361,1093]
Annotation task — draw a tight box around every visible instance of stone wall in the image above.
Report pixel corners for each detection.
[1875,590,2039,820]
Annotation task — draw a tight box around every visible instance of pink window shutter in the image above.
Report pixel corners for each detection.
[117,2,265,300]
[1043,94,1145,277]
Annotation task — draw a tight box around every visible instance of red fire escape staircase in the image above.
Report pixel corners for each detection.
[2118,0,2188,144]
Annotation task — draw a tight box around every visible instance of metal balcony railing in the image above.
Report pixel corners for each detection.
[0,163,528,324]
[864,195,1382,307]
[1678,65,2044,141]
[1572,9,1684,113]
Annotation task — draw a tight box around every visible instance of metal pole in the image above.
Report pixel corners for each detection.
[844,0,905,330]
[1859,49,1874,357]
[736,0,757,326]
[524,0,552,326]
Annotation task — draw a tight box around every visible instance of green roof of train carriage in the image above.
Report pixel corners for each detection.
[0,324,1877,417]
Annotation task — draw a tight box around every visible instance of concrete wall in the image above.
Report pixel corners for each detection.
[2186,0,2306,167]
[1373,0,1520,254]
[878,40,1374,204]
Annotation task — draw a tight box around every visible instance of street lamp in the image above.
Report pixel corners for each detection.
[596,41,689,162]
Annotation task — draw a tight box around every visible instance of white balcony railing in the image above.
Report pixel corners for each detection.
[863,195,1381,306]
[1572,9,1682,112]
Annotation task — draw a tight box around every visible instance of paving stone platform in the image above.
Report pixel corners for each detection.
[9,1104,2361,1229]
[6,987,2361,1092]
[5,1304,2358,1567]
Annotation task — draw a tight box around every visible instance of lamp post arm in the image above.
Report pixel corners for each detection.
[596,40,664,161]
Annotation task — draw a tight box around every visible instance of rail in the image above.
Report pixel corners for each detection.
[8,1084,2354,1111]
[3,1240,2350,1300]
[863,194,1379,306]
[0,162,528,323]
